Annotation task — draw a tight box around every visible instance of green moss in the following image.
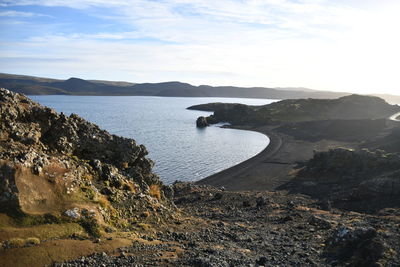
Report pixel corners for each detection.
[79,217,101,238]
[81,186,96,200]
[15,213,64,227]
[70,155,79,162]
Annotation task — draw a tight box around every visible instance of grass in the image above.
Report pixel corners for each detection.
[149,184,161,200]
[7,238,25,248]
[0,238,132,267]
[25,237,40,246]
[81,186,96,200]
[122,181,136,192]
[79,217,101,238]
[0,220,87,242]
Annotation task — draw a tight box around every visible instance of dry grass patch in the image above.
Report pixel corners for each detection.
[0,222,86,242]
[122,181,136,192]
[0,238,132,267]
[149,184,161,200]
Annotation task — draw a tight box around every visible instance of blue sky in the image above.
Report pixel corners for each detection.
[1,0,400,95]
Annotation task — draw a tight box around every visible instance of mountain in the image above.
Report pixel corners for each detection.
[1,73,400,103]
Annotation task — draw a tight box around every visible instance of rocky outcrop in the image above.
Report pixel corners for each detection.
[0,88,174,233]
[196,116,209,128]
[325,226,386,266]
[189,94,400,126]
[300,148,400,177]
[282,148,400,212]
[276,119,387,142]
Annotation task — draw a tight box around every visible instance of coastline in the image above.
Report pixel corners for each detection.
[196,126,284,190]
[196,125,356,191]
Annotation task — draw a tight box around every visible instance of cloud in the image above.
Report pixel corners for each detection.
[1,0,400,95]
[0,10,50,17]
[0,0,130,9]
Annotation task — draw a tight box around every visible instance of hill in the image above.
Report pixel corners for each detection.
[0,73,351,99]
[3,73,400,103]
[0,87,175,264]
[189,94,400,126]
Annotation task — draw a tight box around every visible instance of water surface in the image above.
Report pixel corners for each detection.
[31,95,275,184]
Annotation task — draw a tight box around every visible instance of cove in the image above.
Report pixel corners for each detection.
[31,95,275,184]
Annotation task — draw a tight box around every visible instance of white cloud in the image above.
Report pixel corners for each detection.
[1,0,400,95]
[0,10,49,17]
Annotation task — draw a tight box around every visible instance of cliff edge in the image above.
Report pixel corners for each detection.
[0,88,174,247]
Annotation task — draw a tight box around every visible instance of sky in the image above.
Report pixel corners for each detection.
[0,0,400,95]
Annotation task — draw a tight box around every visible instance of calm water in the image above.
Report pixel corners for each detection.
[31,95,275,184]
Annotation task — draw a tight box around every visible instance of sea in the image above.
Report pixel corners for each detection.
[31,95,276,184]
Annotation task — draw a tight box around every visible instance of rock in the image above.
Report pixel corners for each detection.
[356,176,400,198]
[256,256,268,266]
[325,226,385,266]
[213,192,223,200]
[256,196,268,207]
[292,147,400,212]
[243,200,251,207]
[196,116,209,128]
[308,215,332,229]
[64,208,80,219]
[319,199,332,211]
[301,148,400,177]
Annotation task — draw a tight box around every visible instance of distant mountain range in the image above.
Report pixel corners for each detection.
[1,73,400,104]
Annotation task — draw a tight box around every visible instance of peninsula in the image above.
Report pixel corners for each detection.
[190,95,400,212]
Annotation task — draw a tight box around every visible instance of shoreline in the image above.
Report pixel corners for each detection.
[196,125,355,191]
[196,126,284,190]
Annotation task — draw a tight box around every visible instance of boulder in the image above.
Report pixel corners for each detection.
[325,226,385,266]
[196,116,209,128]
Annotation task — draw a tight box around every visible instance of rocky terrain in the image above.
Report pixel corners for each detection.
[1,88,399,266]
[0,88,175,266]
[282,148,400,213]
[57,182,400,266]
[186,94,400,266]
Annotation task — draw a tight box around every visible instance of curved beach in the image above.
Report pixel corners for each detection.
[196,126,354,191]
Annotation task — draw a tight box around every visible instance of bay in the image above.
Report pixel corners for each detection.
[31,95,276,184]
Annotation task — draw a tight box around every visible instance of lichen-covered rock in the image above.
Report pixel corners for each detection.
[0,88,174,233]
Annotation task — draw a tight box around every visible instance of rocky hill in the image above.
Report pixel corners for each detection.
[0,88,175,263]
[281,148,400,214]
[190,94,400,127]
